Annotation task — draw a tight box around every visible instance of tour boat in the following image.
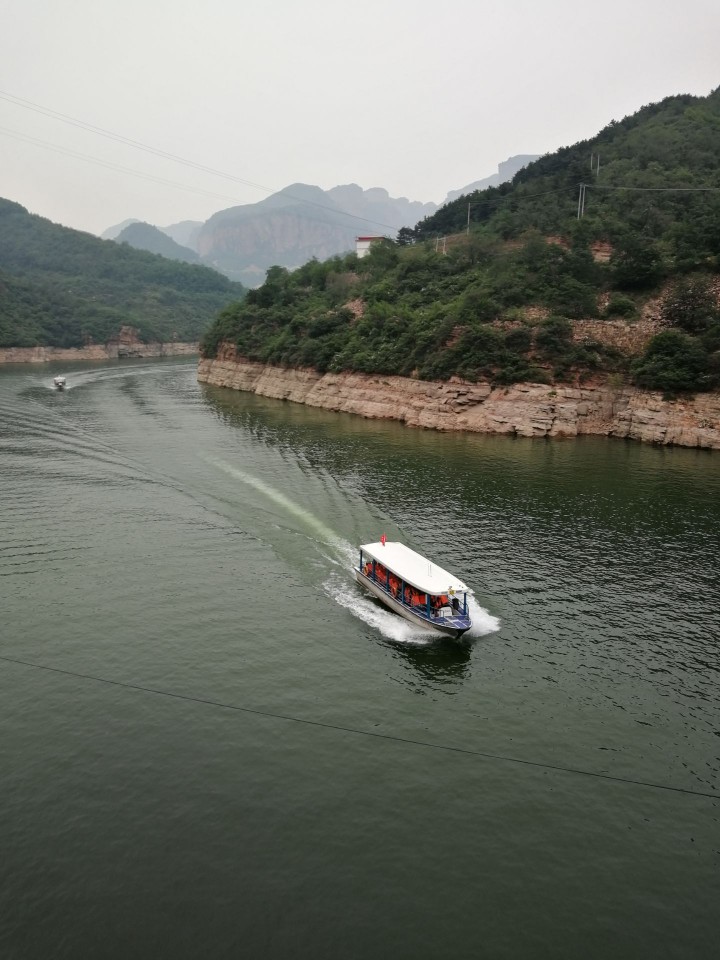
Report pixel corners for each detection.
[356,539,473,639]
[53,376,67,391]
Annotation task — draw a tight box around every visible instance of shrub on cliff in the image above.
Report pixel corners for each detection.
[545,276,598,319]
[660,275,719,334]
[534,316,574,356]
[632,330,712,393]
[604,293,637,319]
[610,237,665,291]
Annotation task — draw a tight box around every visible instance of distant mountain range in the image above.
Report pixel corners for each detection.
[103,156,539,286]
[109,222,202,266]
[193,183,439,286]
[444,155,541,202]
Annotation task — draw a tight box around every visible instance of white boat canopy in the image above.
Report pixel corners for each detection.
[360,541,472,596]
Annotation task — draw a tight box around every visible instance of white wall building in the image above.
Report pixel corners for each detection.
[355,236,388,258]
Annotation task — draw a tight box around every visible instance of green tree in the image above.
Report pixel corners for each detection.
[632,330,711,392]
[396,227,416,246]
[610,237,664,290]
[660,275,719,333]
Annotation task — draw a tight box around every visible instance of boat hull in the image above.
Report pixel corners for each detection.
[355,571,471,639]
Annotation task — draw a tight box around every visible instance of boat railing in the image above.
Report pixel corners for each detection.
[360,562,466,620]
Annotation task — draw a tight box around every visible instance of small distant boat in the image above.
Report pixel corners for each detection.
[53,376,67,391]
[356,539,473,639]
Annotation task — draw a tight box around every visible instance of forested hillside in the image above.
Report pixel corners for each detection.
[0,200,244,348]
[202,89,720,395]
[113,221,201,265]
[408,88,720,268]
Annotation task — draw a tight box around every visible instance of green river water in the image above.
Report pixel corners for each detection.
[1,357,718,959]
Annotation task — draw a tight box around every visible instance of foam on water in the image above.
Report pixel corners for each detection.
[43,363,176,392]
[326,574,499,643]
[204,455,500,643]
[326,575,435,644]
[465,595,501,637]
[203,455,345,548]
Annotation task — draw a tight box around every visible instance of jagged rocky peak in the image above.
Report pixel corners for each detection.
[161,219,203,252]
[195,182,439,287]
[445,153,541,203]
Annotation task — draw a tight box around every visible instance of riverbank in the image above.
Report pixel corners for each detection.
[0,341,198,363]
[198,347,720,450]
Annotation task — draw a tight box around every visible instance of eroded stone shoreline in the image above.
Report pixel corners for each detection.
[0,342,198,364]
[198,348,720,450]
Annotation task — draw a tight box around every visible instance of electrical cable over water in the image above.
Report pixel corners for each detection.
[1,653,716,802]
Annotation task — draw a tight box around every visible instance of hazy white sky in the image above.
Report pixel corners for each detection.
[1,0,718,236]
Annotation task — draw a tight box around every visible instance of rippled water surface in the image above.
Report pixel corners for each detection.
[1,358,719,959]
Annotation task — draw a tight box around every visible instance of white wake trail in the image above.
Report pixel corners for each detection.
[203,454,500,642]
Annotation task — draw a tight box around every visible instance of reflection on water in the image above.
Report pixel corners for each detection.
[200,379,720,750]
[385,634,474,692]
[1,359,719,960]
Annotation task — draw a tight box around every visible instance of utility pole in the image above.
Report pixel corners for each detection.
[466,201,483,234]
[577,183,587,218]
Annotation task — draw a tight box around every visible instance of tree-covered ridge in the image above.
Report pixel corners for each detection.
[407,88,720,274]
[0,199,245,348]
[201,88,720,394]
[114,221,201,265]
[201,237,719,393]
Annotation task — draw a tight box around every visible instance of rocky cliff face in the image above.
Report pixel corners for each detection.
[196,183,438,287]
[198,210,357,283]
[445,154,541,203]
[0,327,198,363]
[198,347,720,450]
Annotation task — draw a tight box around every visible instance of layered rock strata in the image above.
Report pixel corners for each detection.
[198,348,720,450]
[0,342,198,363]
[0,327,198,364]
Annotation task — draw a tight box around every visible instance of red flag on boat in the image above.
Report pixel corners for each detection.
[380,533,386,546]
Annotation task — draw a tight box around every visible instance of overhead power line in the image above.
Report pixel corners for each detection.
[0,125,248,205]
[1,653,717,802]
[586,184,720,192]
[577,180,720,217]
[0,89,403,234]
[5,88,718,238]
[0,89,293,195]
[466,185,578,231]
